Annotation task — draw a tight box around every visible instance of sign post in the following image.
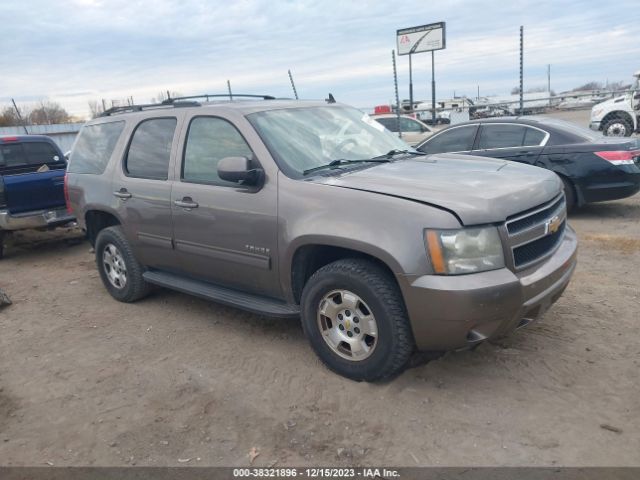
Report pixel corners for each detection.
[397,21,446,124]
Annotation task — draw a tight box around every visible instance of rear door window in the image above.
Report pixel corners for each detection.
[418,125,477,154]
[477,125,527,149]
[69,121,125,174]
[125,118,177,180]
[523,127,547,146]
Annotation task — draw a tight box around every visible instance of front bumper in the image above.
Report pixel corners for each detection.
[398,226,578,351]
[589,121,601,131]
[0,207,75,231]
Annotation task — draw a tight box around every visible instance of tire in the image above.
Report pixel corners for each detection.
[300,258,414,381]
[95,226,151,302]
[560,176,577,213]
[602,117,633,137]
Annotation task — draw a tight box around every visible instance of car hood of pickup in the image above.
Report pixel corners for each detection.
[311,153,562,226]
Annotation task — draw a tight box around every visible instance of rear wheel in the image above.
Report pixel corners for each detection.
[95,226,151,302]
[602,117,633,137]
[300,259,414,381]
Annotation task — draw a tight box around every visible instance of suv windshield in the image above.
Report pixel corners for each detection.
[248,106,409,177]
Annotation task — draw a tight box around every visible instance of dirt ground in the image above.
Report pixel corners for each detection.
[1,186,639,467]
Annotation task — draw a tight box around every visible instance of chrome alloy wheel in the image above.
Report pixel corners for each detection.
[317,289,378,361]
[102,243,127,289]
[606,122,628,137]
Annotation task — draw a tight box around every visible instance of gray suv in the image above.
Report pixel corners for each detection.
[66,96,578,381]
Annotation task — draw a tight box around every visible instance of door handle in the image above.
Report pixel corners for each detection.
[174,197,199,209]
[113,189,132,200]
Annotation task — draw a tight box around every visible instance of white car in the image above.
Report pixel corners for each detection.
[373,114,433,146]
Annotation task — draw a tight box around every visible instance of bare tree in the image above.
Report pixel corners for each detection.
[0,106,24,127]
[28,101,70,125]
[572,81,603,92]
[152,91,183,103]
[88,100,104,118]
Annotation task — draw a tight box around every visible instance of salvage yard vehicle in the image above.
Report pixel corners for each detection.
[66,96,578,381]
[372,114,433,145]
[416,117,640,211]
[0,135,75,258]
[589,70,640,137]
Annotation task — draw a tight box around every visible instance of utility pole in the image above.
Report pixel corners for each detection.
[392,50,402,138]
[288,69,299,99]
[547,64,551,106]
[431,51,436,125]
[408,54,414,113]
[477,85,480,101]
[11,98,28,134]
[519,26,524,115]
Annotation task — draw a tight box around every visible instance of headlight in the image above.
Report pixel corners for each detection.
[425,226,505,275]
[592,108,603,119]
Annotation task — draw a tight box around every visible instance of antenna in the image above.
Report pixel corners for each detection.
[288,70,299,99]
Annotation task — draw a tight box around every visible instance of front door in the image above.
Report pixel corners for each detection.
[171,115,280,298]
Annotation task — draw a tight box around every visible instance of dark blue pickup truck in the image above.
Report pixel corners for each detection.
[0,135,75,258]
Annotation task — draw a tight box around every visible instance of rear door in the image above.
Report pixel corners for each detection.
[111,116,181,270]
[471,123,547,165]
[171,114,280,297]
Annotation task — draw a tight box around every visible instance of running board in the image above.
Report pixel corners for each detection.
[143,270,300,318]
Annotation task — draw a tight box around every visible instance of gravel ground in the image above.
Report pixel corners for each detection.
[0,152,639,468]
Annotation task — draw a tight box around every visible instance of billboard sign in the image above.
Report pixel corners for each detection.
[396,22,446,56]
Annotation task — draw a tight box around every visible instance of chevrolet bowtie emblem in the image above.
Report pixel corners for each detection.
[546,215,562,234]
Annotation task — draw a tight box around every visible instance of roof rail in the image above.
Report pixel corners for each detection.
[99,100,200,117]
[162,94,277,104]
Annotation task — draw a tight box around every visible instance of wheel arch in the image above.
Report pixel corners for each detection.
[601,111,635,131]
[85,209,122,246]
[287,239,402,305]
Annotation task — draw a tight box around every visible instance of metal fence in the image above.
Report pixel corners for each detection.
[0,122,84,152]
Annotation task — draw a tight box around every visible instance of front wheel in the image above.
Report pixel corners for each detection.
[300,259,414,381]
[602,117,633,137]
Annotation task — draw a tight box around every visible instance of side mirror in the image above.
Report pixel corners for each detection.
[217,156,263,186]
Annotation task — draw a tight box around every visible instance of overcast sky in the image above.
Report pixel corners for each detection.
[1,0,638,118]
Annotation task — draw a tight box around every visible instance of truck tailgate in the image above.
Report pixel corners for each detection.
[3,169,66,215]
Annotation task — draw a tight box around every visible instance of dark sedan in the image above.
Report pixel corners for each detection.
[415,117,640,210]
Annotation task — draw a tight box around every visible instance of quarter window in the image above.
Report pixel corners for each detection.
[418,125,477,154]
[69,121,125,174]
[125,118,176,180]
[183,117,253,186]
[523,127,546,146]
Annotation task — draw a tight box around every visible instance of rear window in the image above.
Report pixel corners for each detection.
[125,118,176,180]
[1,141,63,169]
[69,121,125,174]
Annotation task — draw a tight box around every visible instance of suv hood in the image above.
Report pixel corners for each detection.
[311,154,562,225]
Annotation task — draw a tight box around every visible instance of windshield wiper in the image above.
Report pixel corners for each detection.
[372,149,428,159]
[303,158,391,176]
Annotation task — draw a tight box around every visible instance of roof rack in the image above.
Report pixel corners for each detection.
[98,93,278,117]
[162,94,277,104]
[99,100,199,117]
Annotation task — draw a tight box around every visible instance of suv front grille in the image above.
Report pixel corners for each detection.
[505,194,567,270]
